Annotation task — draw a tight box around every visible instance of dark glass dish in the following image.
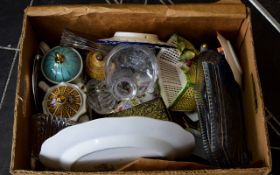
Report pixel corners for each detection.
[194,50,250,167]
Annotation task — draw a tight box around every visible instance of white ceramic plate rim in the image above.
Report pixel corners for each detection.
[39,116,195,170]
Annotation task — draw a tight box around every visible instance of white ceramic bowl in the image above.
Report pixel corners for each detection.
[96,32,174,48]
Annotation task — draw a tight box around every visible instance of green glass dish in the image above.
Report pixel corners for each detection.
[105,97,170,121]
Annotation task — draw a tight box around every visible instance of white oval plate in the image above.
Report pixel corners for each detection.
[39,116,195,171]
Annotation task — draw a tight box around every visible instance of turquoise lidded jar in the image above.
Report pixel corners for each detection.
[41,46,83,84]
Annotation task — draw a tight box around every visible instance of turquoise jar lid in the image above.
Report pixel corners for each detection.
[41,47,83,84]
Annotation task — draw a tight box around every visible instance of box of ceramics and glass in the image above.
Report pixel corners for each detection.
[10,1,271,175]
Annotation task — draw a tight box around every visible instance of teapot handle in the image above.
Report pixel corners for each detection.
[38,81,50,92]
[39,41,51,55]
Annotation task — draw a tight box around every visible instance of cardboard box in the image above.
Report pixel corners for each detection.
[11,0,271,174]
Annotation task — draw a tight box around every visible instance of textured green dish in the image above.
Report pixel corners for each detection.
[105,97,170,121]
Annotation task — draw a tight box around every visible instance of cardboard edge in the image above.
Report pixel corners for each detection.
[9,9,28,175]
[246,12,272,172]
[236,8,272,173]
[24,2,245,19]
[236,7,250,52]
[12,167,270,175]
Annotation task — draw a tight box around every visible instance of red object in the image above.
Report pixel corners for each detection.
[185,60,192,66]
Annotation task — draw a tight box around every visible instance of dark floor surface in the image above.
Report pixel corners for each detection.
[0,0,280,174]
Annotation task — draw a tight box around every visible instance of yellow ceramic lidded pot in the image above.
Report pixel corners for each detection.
[86,51,105,80]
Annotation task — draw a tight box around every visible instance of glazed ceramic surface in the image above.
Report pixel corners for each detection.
[96,32,174,48]
[40,82,86,121]
[86,51,105,80]
[39,116,195,171]
[41,46,83,84]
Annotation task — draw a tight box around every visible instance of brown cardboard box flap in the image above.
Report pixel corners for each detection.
[23,2,247,47]
[25,2,246,18]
